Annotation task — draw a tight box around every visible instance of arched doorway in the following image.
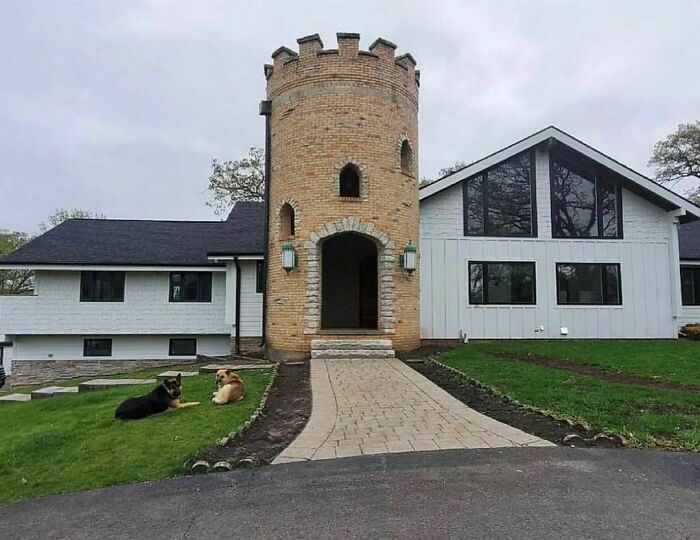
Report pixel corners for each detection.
[321,233,378,329]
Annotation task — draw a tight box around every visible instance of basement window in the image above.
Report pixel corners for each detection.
[169,338,197,356]
[83,338,112,357]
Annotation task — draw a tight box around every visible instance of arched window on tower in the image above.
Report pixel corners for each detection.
[279,203,295,238]
[339,164,361,198]
[400,140,414,176]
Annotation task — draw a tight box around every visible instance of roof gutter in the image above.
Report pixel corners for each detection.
[260,100,272,350]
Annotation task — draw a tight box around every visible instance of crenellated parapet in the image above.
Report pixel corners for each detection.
[265,33,419,108]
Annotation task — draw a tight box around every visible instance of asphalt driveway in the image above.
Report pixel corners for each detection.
[1,447,698,539]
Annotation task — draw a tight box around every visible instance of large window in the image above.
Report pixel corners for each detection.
[83,338,112,357]
[469,262,536,305]
[556,263,621,305]
[550,156,621,238]
[80,271,125,302]
[463,151,536,237]
[169,272,212,302]
[169,338,197,356]
[681,267,700,306]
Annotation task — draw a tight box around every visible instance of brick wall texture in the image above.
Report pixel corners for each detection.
[264,34,421,354]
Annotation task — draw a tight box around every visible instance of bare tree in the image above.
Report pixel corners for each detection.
[38,208,105,233]
[207,147,265,215]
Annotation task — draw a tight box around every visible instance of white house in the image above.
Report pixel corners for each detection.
[1,126,699,385]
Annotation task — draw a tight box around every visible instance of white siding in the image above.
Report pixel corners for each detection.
[239,261,263,337]
[419,148,679,339]
[11,334,231,362]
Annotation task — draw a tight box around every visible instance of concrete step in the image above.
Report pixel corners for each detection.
[199,364,275,373]
[310,339,393,351]
[78,378,156,392]
[31,386,79,400]
[0,393,31,404]
[311,348,396,359]
[156,371,199,381]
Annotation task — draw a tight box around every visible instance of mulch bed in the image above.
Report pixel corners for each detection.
[198,361,311,467]
[406,358,604,446]
[493,352,700,394]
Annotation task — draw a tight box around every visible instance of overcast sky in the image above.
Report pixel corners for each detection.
[1,0,699,233]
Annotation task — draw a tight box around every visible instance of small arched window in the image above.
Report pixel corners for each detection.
[279,203,295,238]
[339,164,360,198]
[400,140,414,176]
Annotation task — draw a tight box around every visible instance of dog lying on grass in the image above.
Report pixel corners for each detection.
[115,373,200,420]
[212,369,245,405]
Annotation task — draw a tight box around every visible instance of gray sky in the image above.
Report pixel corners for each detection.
[1,0,699,234]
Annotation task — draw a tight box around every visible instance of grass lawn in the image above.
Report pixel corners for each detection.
[436,341,700,452]
[0,369,272,504]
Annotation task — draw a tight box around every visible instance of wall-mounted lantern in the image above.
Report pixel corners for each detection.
[282,242,297,274]
[400,241,417,274]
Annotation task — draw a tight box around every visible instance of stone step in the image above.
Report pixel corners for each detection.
[310,339,393,351]
[31,386,79,400]
[78,378,156,392]
[0,393,31,404]
[199,364,275,373]
[311,349,396,359]
[156,371,199,381]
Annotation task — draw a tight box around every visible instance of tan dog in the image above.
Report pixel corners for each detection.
[212,369,245,405]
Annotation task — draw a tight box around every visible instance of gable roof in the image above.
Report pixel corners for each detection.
[420,126,700,222]
[0,201,264,268]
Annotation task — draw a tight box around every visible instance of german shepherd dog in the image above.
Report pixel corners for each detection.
[115,374,200,420]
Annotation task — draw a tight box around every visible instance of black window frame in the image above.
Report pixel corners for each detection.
[83,338,112,357]
[256,261,264,294]
[80,271,125,302]
[462,150,538,238]
[468,261,537,305]
[169,338,197,356]
[169,272,212,303]
[555,262,622,306]
[681,266,700,306]
[550,154,623,240]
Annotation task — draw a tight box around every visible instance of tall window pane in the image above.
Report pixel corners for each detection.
[551,161,597,237]
[465,175,484,235]
[601,181,618,237]
[469,262,535,305]
[486,153,533,236]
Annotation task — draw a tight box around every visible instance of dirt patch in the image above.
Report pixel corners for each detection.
[493,352,700,394]
[406,359,605,446]
[198,361,311,467]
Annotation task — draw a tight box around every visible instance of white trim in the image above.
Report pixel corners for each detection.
[207,255,264,261]
[680,260,700,266]
[0,264,227,272]
[419,126,700,219]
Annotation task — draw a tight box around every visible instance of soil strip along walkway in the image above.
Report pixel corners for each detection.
[274,358,552,463]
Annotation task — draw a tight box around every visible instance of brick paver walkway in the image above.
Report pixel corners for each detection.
[274,358,553,463]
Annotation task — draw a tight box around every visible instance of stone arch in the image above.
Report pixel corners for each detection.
[332,158,369,199]
[304,218,395,334]
[275,197,300,241]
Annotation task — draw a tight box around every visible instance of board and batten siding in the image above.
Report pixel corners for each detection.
[224,260,264,337]
[419,148,678,340]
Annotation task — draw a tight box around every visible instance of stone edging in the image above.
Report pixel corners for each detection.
[189,364,280,474]
[425,357,627,448]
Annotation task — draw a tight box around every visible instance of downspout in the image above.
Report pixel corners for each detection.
[259,100,272,348]
[233,257,242,355]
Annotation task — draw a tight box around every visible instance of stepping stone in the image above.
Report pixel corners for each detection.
[157,371,199,381]
[0,393,31,404]
[31,386,79,400]
[199,364,275,373]
[78,378,156,392]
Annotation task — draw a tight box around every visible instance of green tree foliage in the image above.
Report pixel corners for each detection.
[0,231,33,295]
[649,121,700,205]
[38,208,105,234]
[207,147,265,215]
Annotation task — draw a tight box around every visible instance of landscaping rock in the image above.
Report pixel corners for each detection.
[591,434,624,448]
[265,429,285,443]
[0,393,31,404]
[31,386,79,399]
[212,461,232,472]
[156,371,199,381]
[236,457,257,468]
[191,460,211,474]
[78,378,156,392]
[563,434,588,447]
[199,364,274,373]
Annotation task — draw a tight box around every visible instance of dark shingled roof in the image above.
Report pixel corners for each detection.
[680,220,700,260]
[0,201,264,267]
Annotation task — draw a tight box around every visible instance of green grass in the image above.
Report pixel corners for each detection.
[463,340,700,386]
[437,343,700,452]
[0,370,272,504]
